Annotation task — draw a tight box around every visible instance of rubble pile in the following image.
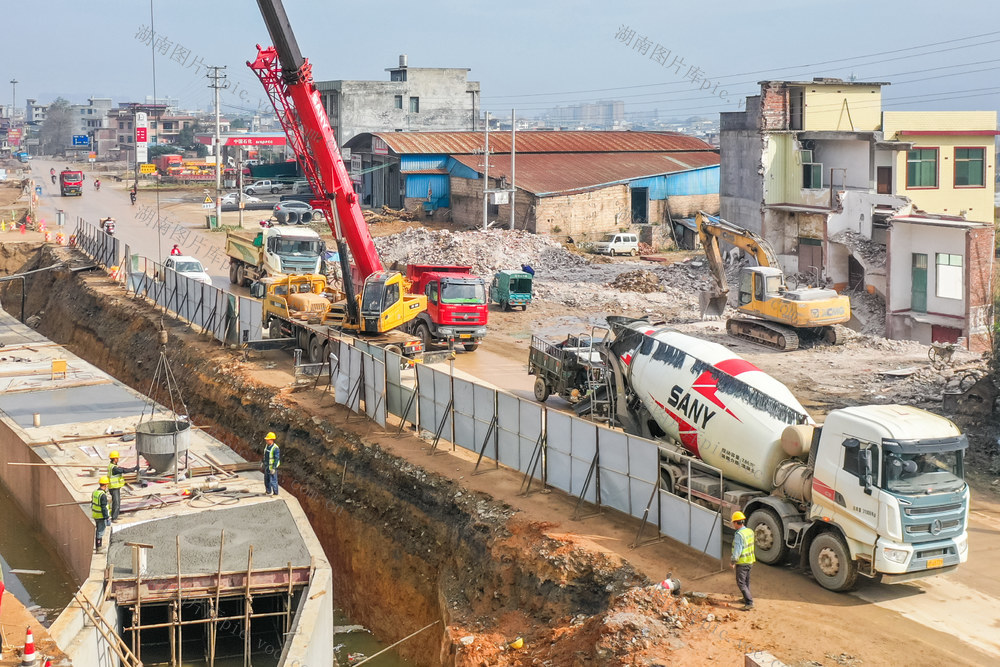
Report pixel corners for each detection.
[374,227,587,277]
[608,269,663,293]
[832,230,887,267]
[363,205,416,224]
[848,290,887,336]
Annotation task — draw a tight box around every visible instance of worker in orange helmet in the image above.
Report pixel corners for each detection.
[262,432,281,495]
[92,477,111,551]
[170,244,182,256]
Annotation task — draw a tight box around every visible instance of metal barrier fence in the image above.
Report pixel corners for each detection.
[335,338,723,562]
[74,218,262,345]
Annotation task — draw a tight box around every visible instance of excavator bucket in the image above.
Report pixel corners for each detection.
[698,289,728,319]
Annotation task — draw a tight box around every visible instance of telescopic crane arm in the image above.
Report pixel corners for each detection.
[249,0,383,280]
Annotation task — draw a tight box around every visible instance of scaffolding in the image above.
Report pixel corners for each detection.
[104,530,312,666]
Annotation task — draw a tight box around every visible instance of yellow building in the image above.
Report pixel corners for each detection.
[882,111,996,222]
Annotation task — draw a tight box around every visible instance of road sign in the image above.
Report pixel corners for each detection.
[72,135,89,146]
[139,163,156,174]
[88,152,97,159]
[203,196,214,210]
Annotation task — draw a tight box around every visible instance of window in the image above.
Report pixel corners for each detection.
[906,148,938,188]
[935,253,963,300]
[409,97,419,113]
[843,441,880,482]
[954,147,985,187]
[801,150,823,189]
[394,95,403,110]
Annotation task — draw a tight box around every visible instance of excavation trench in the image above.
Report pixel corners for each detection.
[0,244,647,665]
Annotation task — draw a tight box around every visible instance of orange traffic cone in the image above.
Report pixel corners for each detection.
[21,626,37,665]
[44,231,51,243]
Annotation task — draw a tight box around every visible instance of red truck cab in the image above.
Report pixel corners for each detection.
[59,170,85,196]
[405,264,488,351]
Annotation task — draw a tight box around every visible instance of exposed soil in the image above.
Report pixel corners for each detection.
[2,237,998,666]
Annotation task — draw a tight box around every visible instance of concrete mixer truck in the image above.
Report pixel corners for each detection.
[599,318,969,592]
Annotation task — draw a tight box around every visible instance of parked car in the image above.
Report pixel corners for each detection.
[274,200,319,225]
[244,179,292,195]
[220,193,263,205]
[594,232,639,256]
[164,256,213,285]
[292,180,313,195]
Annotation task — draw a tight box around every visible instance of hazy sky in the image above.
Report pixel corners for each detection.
[9,1,1000,121]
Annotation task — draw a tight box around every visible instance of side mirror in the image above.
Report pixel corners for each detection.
[858,448,874,495]
[250,282,265,299]
[842,438,860,450]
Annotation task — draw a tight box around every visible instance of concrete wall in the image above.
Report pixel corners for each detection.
[719,116,765,234]
[0,420,93,584]
[965,225,995,352]
[814,138,871,189]
[319,68,479,145]
[802,84,882,132]
[532,185,632,240]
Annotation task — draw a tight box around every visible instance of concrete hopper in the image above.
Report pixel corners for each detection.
[136,419,191,473]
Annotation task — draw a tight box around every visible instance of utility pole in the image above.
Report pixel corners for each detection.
[207,65,227,228]
[482,111,490,232]
[9,79,17,123]
[238,147,245,229]
[509,109,516,230]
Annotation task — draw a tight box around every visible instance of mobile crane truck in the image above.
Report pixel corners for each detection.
[249,0,429,354]
[594,317,969,591]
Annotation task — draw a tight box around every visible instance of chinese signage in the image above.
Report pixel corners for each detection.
[135,112,149,163]
[373,136,388,155]
[139,163,156,174]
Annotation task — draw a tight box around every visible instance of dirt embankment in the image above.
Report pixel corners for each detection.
[1,245,677,665]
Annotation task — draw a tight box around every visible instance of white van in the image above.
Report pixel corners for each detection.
[594,232,639,256]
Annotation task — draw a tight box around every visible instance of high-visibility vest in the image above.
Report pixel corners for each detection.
[91,489,108,520]
[264,443,280,470]
[108,463,125,489]
[736,526,756,565]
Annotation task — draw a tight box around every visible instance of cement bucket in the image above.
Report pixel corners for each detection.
[136,420,191,473]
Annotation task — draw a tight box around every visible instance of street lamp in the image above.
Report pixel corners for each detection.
[9,79,16,121]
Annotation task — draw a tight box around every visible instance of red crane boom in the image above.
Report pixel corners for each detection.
[248,0,383,280]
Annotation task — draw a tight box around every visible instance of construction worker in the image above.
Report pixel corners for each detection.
[92,477,110,551]
[262,432,280,495]
[730,511,756,610]
[107,451,140,523]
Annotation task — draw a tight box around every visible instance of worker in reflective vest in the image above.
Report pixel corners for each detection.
[262,432,281,496]
[730,511,756,610]
[107,451,140,523]
[92,477,111,551]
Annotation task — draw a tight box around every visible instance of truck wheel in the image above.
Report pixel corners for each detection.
[268,318,282,340]
[809,532,858,592]
[502,301,511,312]
[297,329,310,353]
[229,262,239,285]
[464,342,480,352]
[271,187,279,194]
[235,264,247,287]
[609,248,616,257]
[533,377,550,402]
[415,322,433,349]
[748,509,788,565]
[308,335,324,363]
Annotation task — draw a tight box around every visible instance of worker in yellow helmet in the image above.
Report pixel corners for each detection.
[262,432,281,496]
[107,450,140,524]
[730,511,756,611]
[92,477,111,552]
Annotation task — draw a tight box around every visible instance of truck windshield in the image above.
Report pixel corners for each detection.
[441,282,485,304]
[883,450,965,494]
[275,239,321,255]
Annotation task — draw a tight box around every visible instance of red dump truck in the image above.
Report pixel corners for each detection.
[403,265,488,351]
[59,169,84,196]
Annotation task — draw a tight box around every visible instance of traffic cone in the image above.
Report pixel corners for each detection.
[21,626,37,665]
[44,231,51,243]
[19,224,26,234]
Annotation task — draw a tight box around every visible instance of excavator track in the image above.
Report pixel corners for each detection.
[726,317,800,351]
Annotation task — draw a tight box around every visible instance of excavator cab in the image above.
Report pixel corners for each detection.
[358,272,426,334]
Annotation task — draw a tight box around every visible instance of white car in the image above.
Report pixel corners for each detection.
[220,193,263,205]
[164,256,213,285]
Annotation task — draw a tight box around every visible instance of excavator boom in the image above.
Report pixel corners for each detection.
[695,211,778,317]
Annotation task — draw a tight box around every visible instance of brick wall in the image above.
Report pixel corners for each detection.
[533,185,631,240]
[664,194,720,219]
[965,225,995,351]
[760,83,788,131]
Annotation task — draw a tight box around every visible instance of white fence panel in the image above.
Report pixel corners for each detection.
[569,417,598,504]
[416,365,452,438]
[452,378,477,452]
[517,400,543,475]
[385,351,417,424]
[691,504,723,560]
[496,392,521,471]
[362,353,387,427]
[545,410,573,494]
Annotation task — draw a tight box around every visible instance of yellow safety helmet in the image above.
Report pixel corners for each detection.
[508,637,524,650]
[265,432,277,440]
[731,511,746,523]
[99,476,110,485]
[109,450,120,459]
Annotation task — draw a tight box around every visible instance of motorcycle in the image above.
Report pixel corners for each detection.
[104,221,115,236]
[94,180,101,191]
[130,191,137,205]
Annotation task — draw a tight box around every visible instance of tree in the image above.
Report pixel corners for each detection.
[175,121,203,149]
[230,117,246,130]
[39,98,75,156]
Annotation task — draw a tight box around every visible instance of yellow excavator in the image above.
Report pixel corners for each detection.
[696,211,850,351]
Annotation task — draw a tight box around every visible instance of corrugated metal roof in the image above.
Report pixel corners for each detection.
[449,152,720,196]
[352,131,715,155]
